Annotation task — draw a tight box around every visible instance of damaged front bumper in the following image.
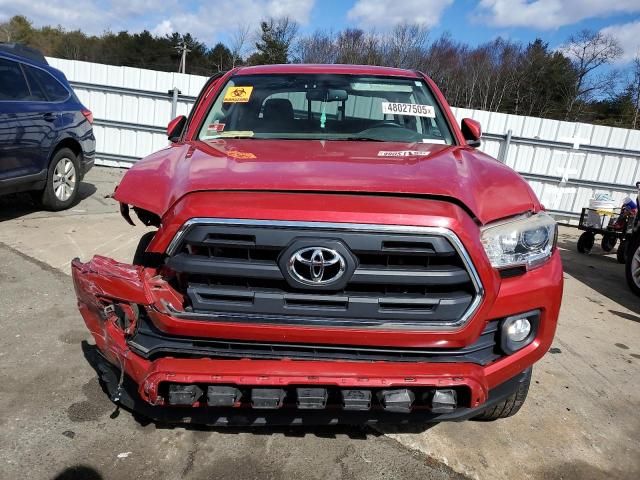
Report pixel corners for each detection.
[72,254,559,425]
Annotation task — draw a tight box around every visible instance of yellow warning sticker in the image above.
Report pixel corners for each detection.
[227,150,257,159]
[223,86,253,103]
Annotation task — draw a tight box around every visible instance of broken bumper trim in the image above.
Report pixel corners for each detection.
[88,344,530,425]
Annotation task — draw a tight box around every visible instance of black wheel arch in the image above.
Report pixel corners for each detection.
[49,137,83,168]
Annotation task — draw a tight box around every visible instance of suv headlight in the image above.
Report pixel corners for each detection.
[480,212,558,270]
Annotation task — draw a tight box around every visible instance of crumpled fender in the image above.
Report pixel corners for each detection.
[71,256,183,338]
[71,256,150,306]
[71,257,151,361]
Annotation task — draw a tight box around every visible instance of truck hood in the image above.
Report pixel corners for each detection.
[114,139,539,225]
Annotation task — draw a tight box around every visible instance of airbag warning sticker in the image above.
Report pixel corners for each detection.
[382,102,435,118]
[223,86,253,103]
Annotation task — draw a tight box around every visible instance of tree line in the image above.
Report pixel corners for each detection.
[2,15,639,129]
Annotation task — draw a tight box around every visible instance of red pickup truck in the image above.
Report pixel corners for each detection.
[72,64,563,425]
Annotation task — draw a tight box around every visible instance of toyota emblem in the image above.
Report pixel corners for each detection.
[287,247,346,285]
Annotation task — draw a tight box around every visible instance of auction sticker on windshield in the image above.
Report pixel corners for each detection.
[381,102,435,118]
[224,86,254,103]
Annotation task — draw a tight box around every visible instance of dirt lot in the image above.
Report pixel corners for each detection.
[1,167,639,480]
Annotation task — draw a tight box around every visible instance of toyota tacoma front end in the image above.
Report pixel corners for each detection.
[72,65,562,425]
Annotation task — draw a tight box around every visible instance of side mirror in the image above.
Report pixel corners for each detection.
[167,115,187,142]
[461,118,481,147]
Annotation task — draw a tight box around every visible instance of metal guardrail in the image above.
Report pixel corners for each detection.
[70,81,198,103]
[93,119,165,134]
[485,132,640,161]
[520,172,639,194]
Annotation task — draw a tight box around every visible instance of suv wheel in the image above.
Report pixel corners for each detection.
[473,368,532,421]
[38,148,80,211]
[625,233,640,296]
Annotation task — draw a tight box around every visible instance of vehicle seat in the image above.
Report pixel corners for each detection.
[261,99,295,131]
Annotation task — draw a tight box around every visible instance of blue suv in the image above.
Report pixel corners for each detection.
[0,44,95,210]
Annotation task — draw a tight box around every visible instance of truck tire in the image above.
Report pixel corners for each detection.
[38,148,80,211]
[132,231,162,267]
[577,232,594,254]
[473,368,532,421]
[625,233,640,296]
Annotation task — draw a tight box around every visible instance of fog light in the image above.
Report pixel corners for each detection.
[500,310,539,354]
[507,318,531,342]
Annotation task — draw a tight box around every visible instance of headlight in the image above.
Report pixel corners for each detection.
[480,212,557,270]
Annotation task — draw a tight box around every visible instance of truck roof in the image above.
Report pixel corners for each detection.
[234,63,421,78]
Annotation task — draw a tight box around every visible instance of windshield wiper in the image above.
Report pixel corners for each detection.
[327,136,386,142]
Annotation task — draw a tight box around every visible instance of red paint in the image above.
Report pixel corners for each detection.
[114,140,539,225]
[73,64,563,417]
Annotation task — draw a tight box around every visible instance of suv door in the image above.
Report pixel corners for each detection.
[20,64,72,175]
[0,57,45,184]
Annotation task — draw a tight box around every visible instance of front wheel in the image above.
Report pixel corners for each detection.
[577,232,595,254]
[37,148,80,211]
[473,368,532,421]
[625,234,640,296]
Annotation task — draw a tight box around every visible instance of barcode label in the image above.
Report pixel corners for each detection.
[381,102,435,118]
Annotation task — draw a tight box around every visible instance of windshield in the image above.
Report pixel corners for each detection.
[198,74,454,144]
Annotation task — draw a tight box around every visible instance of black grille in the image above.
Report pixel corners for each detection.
[129,313,500,365]
[165,221,481,329]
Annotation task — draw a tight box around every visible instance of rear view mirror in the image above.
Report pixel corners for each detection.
[306,89,348,102]
[167,115,187,142]
[461,118,481,147]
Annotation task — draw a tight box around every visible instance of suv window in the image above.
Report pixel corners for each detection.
[22,65,48,101]
[198,74,453,144]
[0,58,30,100]
[25,66,69,102]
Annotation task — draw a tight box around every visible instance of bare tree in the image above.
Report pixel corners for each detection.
[561,29,623,119]
[335,28,381,65]
[381,24,429,68]
[229,23,251,67]
[628,55,640,129]
[294,30,337,64]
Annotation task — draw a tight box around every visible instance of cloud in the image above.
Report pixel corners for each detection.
[601,20,640,64]
[165,0,315,43]
[476,0,640,30]
[0,0,315,43]
[0,0,177,35]
[151,20,174,37]
[347,0,454,29]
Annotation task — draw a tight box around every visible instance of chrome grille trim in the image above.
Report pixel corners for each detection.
[164,218,485,330]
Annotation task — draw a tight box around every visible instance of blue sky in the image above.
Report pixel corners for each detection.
[1,0,639,64]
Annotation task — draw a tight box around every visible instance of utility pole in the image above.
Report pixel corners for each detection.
[175,41,191,74]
